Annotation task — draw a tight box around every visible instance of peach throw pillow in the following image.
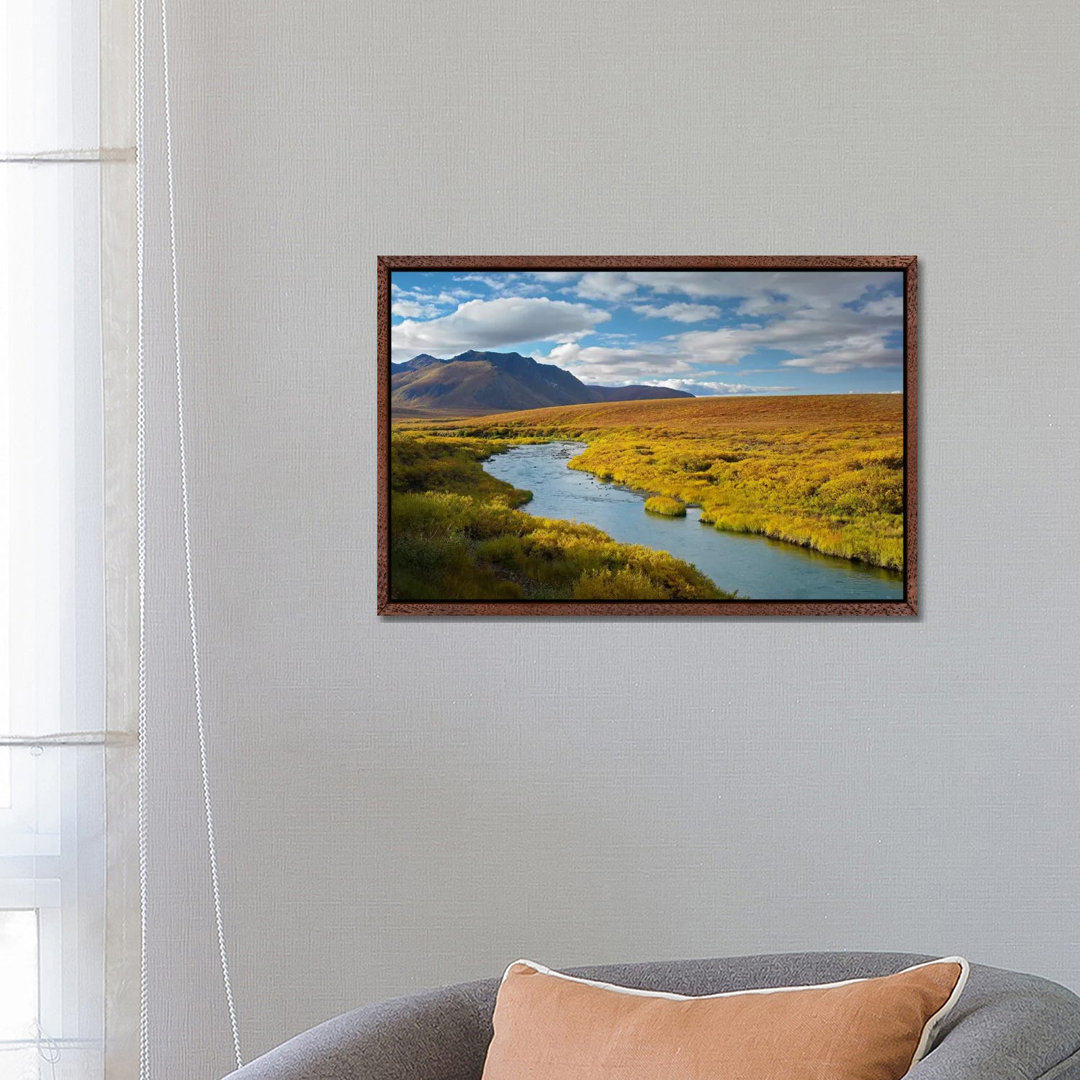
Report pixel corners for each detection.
[481,957,968,1080]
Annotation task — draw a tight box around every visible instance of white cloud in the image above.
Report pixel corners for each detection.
[671,304,902,372]
[544,342,690,383]
[391,297,610,362]
[780,339,902,374]
[626,270,900,309]
[859,295,903,317]
[736,294,790,317]
[655,379,802,396]
[565,270,904,376]
[528,271,580,283]
[558,269,901,317]
[574,272,641,301]
[390,287,461,307]
[540,285,902,381]
[458,272,521,289]
[391,299,442,318]
[632,302,723,323]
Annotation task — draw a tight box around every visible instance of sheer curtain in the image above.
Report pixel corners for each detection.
[1,2,138,1078]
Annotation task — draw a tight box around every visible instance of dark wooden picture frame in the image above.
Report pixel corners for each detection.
[378,256,917,617]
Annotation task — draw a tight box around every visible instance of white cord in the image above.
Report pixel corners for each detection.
[133,0,151,1074]
[158,0,244,1068]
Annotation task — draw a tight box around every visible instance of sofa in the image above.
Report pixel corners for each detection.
[223,951,1080,1079]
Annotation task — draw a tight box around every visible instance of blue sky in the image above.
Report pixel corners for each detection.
[390,269,904,396]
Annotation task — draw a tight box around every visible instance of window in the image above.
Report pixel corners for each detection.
[1,2,115,1077]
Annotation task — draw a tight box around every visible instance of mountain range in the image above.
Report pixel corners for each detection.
[390,350,692,416]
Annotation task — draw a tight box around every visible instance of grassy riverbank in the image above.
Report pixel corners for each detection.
[389,433,729,601]
[404,394,905,571]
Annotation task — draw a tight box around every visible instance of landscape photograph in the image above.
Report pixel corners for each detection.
[378,258,915,615]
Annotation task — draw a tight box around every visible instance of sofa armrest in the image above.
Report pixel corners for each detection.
[909,966,1080,1080]
[221,980,496,1080]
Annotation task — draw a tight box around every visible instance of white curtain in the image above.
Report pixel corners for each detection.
[1,1,138,1077]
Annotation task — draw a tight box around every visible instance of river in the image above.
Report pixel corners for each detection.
[482,441,904,601]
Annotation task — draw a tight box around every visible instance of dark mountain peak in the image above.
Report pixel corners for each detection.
[394,353,443,371]
[451,350,536,370]
[399,350,541,372]
[391,349,693,416]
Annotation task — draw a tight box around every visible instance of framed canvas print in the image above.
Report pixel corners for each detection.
[377,256,916,616]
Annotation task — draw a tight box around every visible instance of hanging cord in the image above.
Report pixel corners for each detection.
[134,0,151,1072]
[158,0,244,1068]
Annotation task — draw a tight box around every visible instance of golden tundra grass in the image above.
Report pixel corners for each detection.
[405,394,905,571]
[389,432,729,601]
[644,495,687,517]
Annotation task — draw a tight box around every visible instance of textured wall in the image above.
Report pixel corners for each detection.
[139,1,1080,1076]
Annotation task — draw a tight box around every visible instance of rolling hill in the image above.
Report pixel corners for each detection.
[390,350,691,416]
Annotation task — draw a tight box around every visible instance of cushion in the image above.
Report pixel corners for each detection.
[480,956,969,1080]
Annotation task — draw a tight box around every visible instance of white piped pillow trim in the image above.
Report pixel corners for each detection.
[503,956,970,1070]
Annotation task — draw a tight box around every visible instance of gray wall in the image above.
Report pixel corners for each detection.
[140,1,1080,1076]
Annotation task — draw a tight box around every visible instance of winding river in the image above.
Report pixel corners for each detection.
[483,441,904,601]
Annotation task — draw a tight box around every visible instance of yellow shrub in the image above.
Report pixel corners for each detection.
[644,496,686,517]
[387,437,733,600]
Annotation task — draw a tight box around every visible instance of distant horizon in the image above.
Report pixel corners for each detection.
[390,269,905,397]
[391,346,903,398]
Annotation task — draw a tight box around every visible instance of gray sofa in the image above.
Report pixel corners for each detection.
[224,952,1080,1079]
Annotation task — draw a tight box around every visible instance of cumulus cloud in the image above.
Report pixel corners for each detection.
[632,302,723,323]
[391,297,610,362]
